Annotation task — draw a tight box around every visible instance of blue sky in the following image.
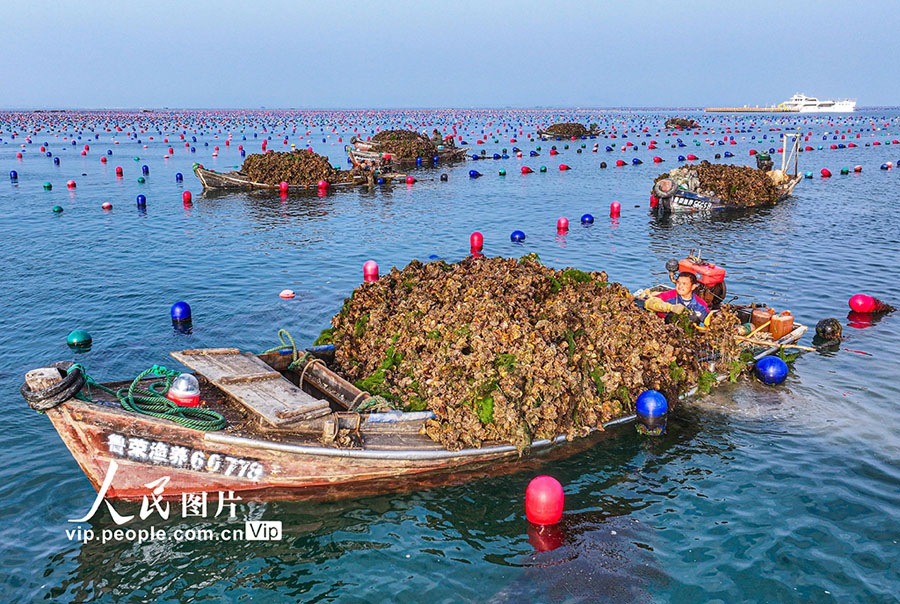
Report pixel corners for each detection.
[2,0,897,109]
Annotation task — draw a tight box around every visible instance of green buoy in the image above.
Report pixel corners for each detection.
[43,182,52,190]
[67,329,92,349]
[499,169,506,176]
[133,156,140,161]
[137,176,146,183]
[539,166,547,173]
[52,205,63,213]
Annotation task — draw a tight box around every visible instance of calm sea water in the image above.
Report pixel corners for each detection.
[1,109,898,603]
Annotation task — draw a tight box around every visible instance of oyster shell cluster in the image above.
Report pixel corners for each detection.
[241,149,350,186]
[544,122,591,137]
[370,129,439,160]
[329,256,741,451]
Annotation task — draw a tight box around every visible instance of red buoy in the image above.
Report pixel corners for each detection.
[470,231,484,252]
[821,168,832,177]
[406,175,415,184]
[182,191,192,203]
[749,149,757,155]
[549,149,558,156]
[115,166,123,175]
[66,180,76,188]
[100,156,107,163]
[686,154,698,160]
[558,164,569,171]
[279,181,289,192]
[525,475,564,525]
[615,159,626,166]
[653,156,663,163]
[318,180,329,189]
[521,166,533,174]
[363,260,379,282]
[101,202,112,210]
[557,217,568,231]
[854,165,862,172]
[650,194,659,208]
[610,201,621,216]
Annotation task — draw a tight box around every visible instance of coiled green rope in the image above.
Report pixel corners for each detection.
[72,363,226,431]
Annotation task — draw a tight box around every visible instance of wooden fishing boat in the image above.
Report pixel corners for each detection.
[654,133,802,214]
[192,165,408,191]
[21,311,806,502]
[346,142,469,168]
[536,127,604,140]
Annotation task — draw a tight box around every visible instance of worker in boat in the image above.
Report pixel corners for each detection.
[431,128,443,145]
[643,272,709,323]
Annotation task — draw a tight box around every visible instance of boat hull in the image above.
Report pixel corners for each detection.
[46,397,632,501]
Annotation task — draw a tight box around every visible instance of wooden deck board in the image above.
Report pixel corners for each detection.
[171,349,330,427]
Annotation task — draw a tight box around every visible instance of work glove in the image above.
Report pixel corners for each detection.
[644,296,673,313]
[670,303,688,315]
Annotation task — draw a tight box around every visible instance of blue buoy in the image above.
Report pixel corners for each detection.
[678,155,686,161]
[107,149,113,155]
[632,158,642,165]
[9,170,17,180]
[581,213,594,224]
[416,157,422,165]
[136,194,146,206]
[530,150,538,156]
[724,151,733,157]
[605,146,613,152]
[881,163,890,170]
[440,173,448,181]
[755,356,788,385]
[376,177,384,184]
[53,157,60,165]
[635,390,668,436]
[175,172,183,181]
[171,301,192,323]
[469,170,482,178]
[141,165,149,174]
[432,156,439,162]
[510,230,526,242]
[46,151,52,157]
[492,153,500,159]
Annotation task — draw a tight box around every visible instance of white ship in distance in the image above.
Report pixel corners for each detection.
[777,93,856,113]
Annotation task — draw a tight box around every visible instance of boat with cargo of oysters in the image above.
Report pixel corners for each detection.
[20,258,807,502]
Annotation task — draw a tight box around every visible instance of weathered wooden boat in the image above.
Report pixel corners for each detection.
[22,310,806,502]
[193,164,408,191]
[346,142,469,168]
[536,127,604,140]
[654,133,802,214]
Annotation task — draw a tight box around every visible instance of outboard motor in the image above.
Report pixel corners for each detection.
[667,251,727,310]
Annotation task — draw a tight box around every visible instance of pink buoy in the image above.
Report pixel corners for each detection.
[650,194,659,208]
[549,149,558,156]
[101,202,112,210]
[610,201,621,216]
[854,165,862,172]
[363,260,379,282]
[279,289,296,299]
[556,217,568,231]
[525,475,564,525]
[521,166,533,174]
[406,175,415,184]
[182,191,192,203]
[318,180,329,189]
[821,168,832,177]
[100,156,107,163]
[686,154,698,160]
[558,164,569,171]
[66,180,76,188]
[849,294,892,313]
[470,231,484,252]
[279,181,289,192]
[615,159,626,166]
[749,149,757,156]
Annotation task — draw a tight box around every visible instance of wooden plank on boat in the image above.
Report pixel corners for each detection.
[171,349,330,427]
